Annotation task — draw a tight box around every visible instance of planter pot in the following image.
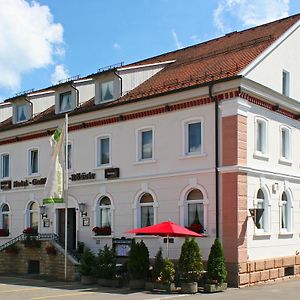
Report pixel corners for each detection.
[97,278,109,286]
[181,282,198,294]
[129,279,145,290]
[154,282,176,292]
[81,275,96,285]
[98,278,123,288]
[204,282,227,293]
[145,281,154,291]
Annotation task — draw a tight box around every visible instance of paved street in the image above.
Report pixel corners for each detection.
[0,275,299,300]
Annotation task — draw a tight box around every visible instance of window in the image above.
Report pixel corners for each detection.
[16,104,28,123]
[67,143,72,170]
[139,193,154,228]
[280,191,292,232]
[59,91,72,113]
[100,81,114,102]
[98,197,111,228]
[96,136,110,166]
[256,189,265,231]
[28,202,38,231]
[137,129,153,161]
[282,70,290,97]
[28,149,39,175]
[184,120,202,155]
[255,119,267,155]
[1,154,9,178]
[186,189,205,233]
[1,204,10,236]
[280,127,291,160]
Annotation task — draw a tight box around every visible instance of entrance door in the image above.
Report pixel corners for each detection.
[58,208,76,250]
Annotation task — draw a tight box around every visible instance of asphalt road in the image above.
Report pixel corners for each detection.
[0,275,299,300]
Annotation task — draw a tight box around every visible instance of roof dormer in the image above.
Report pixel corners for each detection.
[13,100,32,124]
[95,74,121,105]
[55,86,77,114]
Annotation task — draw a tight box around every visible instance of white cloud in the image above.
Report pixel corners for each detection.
[171,29,183,49]
[0,0,64,91]
[113,43,120,49]
[214,0,290,33]
[51,64,70,84]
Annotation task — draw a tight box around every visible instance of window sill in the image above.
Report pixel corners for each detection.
[0,236,11,239]
[133,159,157,165]
[253,231,271,238]
[278,158,292,166]
[253,152,269,161]
[278,231,293,237]
[93,164,112,170]
[26,173,40,179]
[179,152,207,159]
[92,235,114,239]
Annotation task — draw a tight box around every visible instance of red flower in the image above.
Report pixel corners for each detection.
[188,223,204,234]
[0,229,9,236]
[23,227,38,235]
[92,226,111,236]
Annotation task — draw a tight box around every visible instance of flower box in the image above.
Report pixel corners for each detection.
[23,227,38,236]
[188,223,204,234]
[0,229,9,237]
[92,226,111,236]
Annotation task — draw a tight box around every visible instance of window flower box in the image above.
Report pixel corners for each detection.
[23,227,38,236]
[188,223,204,234]
[92,226,111,236]
[0,229,9,237]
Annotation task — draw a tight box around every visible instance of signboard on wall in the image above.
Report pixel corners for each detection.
[105,168,120,179]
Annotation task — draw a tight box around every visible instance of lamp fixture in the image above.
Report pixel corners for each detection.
[40,205,47,219]
[79,202,87,217]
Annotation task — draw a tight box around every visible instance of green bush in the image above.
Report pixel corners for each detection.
[160,258,175,284]
[96,245,116,279]
[79,248,97,276]
[152,248,164,282]
[206,239,227,283]
[127,240,150,280]
[178,237,203,282]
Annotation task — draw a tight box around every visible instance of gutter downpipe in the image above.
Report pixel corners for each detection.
[114,71,123,97]
[209,83,220,240]
[71,84,80,107]
[24,96,33,117]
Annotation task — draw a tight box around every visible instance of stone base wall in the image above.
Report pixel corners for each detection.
[238,255,300,286]
[0,241,78,281]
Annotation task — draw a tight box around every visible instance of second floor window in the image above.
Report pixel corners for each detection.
[67,143,72,170]
[280,127,291,160]
[1,154,9,178]
[29,149,38,175]
[282,70,290,97]
[184,120,202,155]
[59,92,72,113]
[96,136,110,166]
[255,119,267,155]
[138,129,153,160]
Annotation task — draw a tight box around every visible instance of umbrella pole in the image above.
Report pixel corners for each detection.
[167,234,169,258]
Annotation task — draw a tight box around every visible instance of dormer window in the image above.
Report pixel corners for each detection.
[59,91,72,113]
[14,103,31,124]
[100,80,114,102]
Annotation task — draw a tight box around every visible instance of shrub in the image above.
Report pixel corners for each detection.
[127,240,149,280]
[152,248,164,282]
[206,239,227,283]
[178,237,203,282]
[79,248,97,276]
[160,258,175,284]
[96,245,116,279]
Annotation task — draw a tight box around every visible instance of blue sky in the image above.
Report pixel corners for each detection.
[1,0,300,101]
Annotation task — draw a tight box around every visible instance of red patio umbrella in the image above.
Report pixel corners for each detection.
[126,221,204,257]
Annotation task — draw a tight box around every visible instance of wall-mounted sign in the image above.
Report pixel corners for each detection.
[43,219,50,228]
[13,177,47,188]
[105,168,120,179]
[0,180,12,190]
[113,237,132,257]
[69,172,96,181]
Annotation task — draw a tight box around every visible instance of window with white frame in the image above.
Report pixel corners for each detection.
[59,91,72,113]
[1,154,9,178]
[15,104,28,123]
[67,143,72,170]
[96,136,110,166]
[98,196,112,229]
[139,193,154,228]
[138,129,153,161]
[280,191,292,232]
[186,189,205,233]
[280,127,291,160]
[256,189,265,231]
[100,81,114,102]
[28,149,39,175]
[184,120,202,155]
[255,119,267,155]
[28,202,38,231]
[0,204,10,236]
[282,70,290,97]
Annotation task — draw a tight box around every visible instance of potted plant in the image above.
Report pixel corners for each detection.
[96,245,120,287]
[204,239,227,293]
[178,237,203,294]
[92,226,111,236]
[79,248,97,284]
[128,240,149,289]
[0,229,9,237]
[159,258,176,292]
[150,247,164,290]
[45,244,57,255]
[22,235,41,248]
[5,244,19,254]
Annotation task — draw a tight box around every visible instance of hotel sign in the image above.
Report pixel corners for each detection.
[13,178,47,188]
[105,168,120,179]
[0,180,12,190]
[69,172,96,181]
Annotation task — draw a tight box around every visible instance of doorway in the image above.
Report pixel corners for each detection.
[57,208,76,250]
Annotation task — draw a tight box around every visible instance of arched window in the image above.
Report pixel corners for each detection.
[186,189,205,233]
[28,202,38,230]
[139,193,154,228]
[0,204,10,236]
[281,191,292,232]
[98,196,111,228]
[256,189,265,230]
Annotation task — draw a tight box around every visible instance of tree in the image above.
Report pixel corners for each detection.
[206,239,227,283]
[79,248,97,276]
[96,245,116,279]
[160,258,175,284]
[152,248,164,282]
